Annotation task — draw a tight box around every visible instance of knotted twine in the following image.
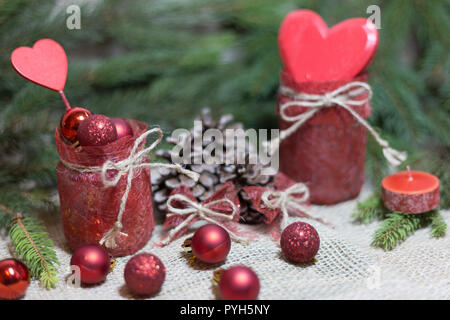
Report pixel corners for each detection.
[261,182,332,232]
[266,81,407,167]
[60,127,199,249]
[161,194,249,245]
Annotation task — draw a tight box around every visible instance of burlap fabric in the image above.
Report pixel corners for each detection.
[1,184,449,300]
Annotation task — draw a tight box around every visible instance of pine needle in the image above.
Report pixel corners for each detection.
[371,210,447,251]
[429,211,447,238]
[352,194,387,224]
[371,212,423,251]
[8,213,60,289]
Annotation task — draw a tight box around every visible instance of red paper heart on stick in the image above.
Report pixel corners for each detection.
[278,10,378,82]
[11,39,68,91]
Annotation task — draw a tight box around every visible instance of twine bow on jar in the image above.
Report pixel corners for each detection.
[264,81,407,167]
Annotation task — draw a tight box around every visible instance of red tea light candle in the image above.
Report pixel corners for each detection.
[382,167,440,214]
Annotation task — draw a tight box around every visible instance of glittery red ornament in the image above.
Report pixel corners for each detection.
[124,253,166,296]
[70,244,110,284]
[191,224,231,264]
[280,221,320,263]
[76,114,118,146]
[60,107,92,142]
[0,259,30,300]
[111,118,133,140]
[218,266,260,300]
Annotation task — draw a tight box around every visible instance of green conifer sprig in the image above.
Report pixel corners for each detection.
[429,211,447,238]
[371,212,424,250]
[0,204,59,289]
[371,210,446,251]
[352,194,387,224]
[354,194,447,250]
[9,215,59,289]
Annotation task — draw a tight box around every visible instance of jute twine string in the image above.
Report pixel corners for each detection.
[261,182,332,232]
[60,127,200,249]
[265,81,407,167]
[162,194,249,245]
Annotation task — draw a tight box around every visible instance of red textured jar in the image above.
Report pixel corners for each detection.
[55,119,154,257]
[277,70,371,204]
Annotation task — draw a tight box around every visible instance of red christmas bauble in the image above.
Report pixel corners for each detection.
[60,107,92,142]
[111,118,133,140]
[70,244,110,284]
[219,266,260,300]
[76,114,118,146]
[280,222,320,263]
[124,253,166,296]
[0,259,30,300]
[191,224,231,264]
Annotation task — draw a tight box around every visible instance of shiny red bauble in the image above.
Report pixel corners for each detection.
[191,224,231,264]
[218,266,260,300]
[124,253,166,296]
[280,221,320,263]
[76,114,118,146]
[111,118,133,140]
[0,259,30,300]
[60,107,92,142]
[70,244,110,284]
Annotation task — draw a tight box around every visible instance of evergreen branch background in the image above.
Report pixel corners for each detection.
[352,194,387,224]
[353,193,447,250]
[371,212,423,251]
[0,0,448,213]
[429,210,447,238]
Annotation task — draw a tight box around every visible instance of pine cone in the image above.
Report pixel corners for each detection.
[151,108,274,224]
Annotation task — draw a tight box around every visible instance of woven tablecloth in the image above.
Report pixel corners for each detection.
[1,184,449,300]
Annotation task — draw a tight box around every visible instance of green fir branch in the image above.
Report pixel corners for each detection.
[429,211,447,238]
[371,212,423,251]
[352,194,387,224]
[6,211,60,289]
[371,210,447,251]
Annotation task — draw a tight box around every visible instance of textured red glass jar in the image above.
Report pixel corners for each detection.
[55,119,154,257]
[277,70,371,204]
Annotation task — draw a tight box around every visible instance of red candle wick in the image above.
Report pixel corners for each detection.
[59,90,71,111]
[406,165,413,181]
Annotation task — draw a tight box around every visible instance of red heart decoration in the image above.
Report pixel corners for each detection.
[11,39,67,92]
[278,10,378,82]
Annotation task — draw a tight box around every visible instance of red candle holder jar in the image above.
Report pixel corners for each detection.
[277,70,371,204]
[55,119,154,257]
